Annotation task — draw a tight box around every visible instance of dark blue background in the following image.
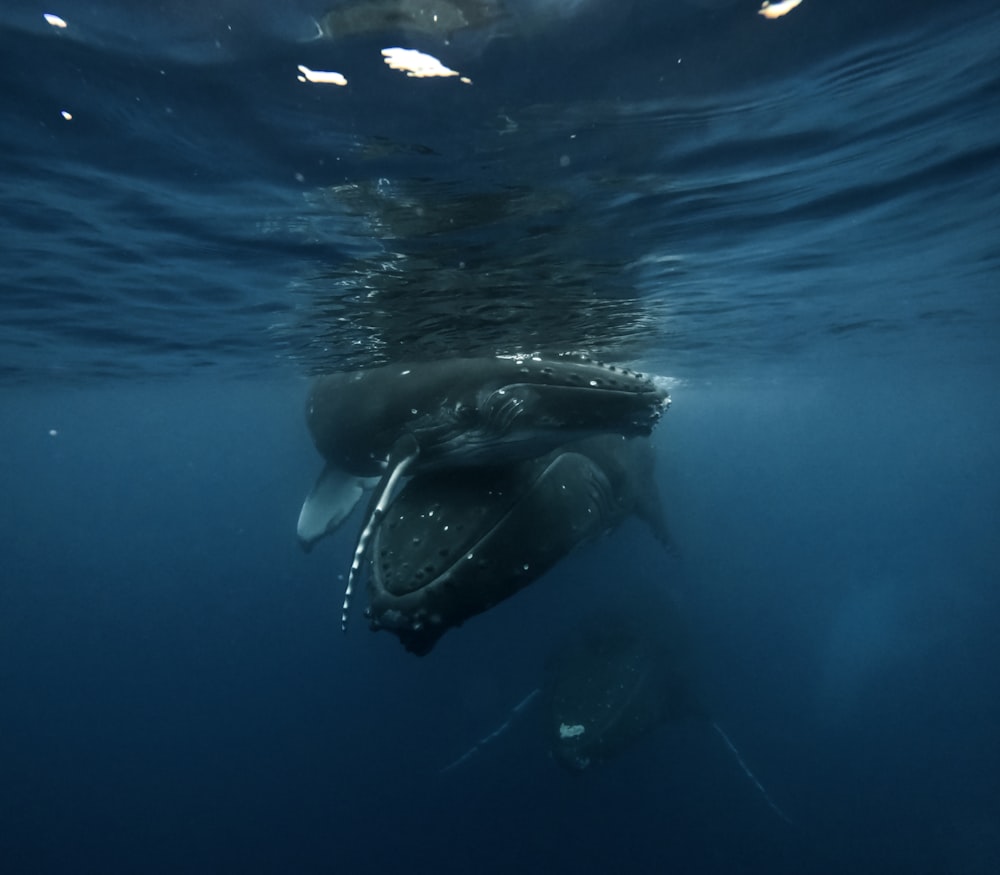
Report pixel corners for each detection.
[3,362,998,873]
[2,1,999,872]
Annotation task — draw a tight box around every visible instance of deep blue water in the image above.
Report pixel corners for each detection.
[2,1,999,872]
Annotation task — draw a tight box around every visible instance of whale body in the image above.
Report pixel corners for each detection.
[367,434,670,653]
[297,353,669,549]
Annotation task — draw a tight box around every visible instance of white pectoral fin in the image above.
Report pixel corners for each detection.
[341,435,420,631]
[297,465,375,551]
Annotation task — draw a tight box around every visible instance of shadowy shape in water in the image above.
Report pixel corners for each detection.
[544,602,699,770]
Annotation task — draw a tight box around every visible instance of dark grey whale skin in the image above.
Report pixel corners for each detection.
[366,433,670,655]
[304,354,669,478]
[297,355,670,633]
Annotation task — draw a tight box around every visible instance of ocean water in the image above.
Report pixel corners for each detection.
[1,0,998,872]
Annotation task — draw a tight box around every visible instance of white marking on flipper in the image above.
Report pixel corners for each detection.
[341,439,420,632]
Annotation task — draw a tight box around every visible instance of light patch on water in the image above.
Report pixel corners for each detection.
[814,576,966,723]
[296,65,347,86]
[381,47,471,83]
[817,582,907,719]
[758,0,803,19]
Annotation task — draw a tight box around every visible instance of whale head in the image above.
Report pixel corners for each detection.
[305,353,670,477]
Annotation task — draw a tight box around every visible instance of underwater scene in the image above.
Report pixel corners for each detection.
[1,1,999,872]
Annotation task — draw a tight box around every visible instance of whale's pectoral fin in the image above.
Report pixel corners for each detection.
[341,434,421,631]
[297,465,374,551]
[636,482,673,550]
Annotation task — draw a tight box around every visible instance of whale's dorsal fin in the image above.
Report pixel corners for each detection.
[341,434,421,631]
[297,465,376,551]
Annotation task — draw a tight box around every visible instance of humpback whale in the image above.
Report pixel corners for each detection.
[545,606,698,770]
[366,434,670,653]
[438,605,794,825]
[297,354,670,629]
[543,609,794,822]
